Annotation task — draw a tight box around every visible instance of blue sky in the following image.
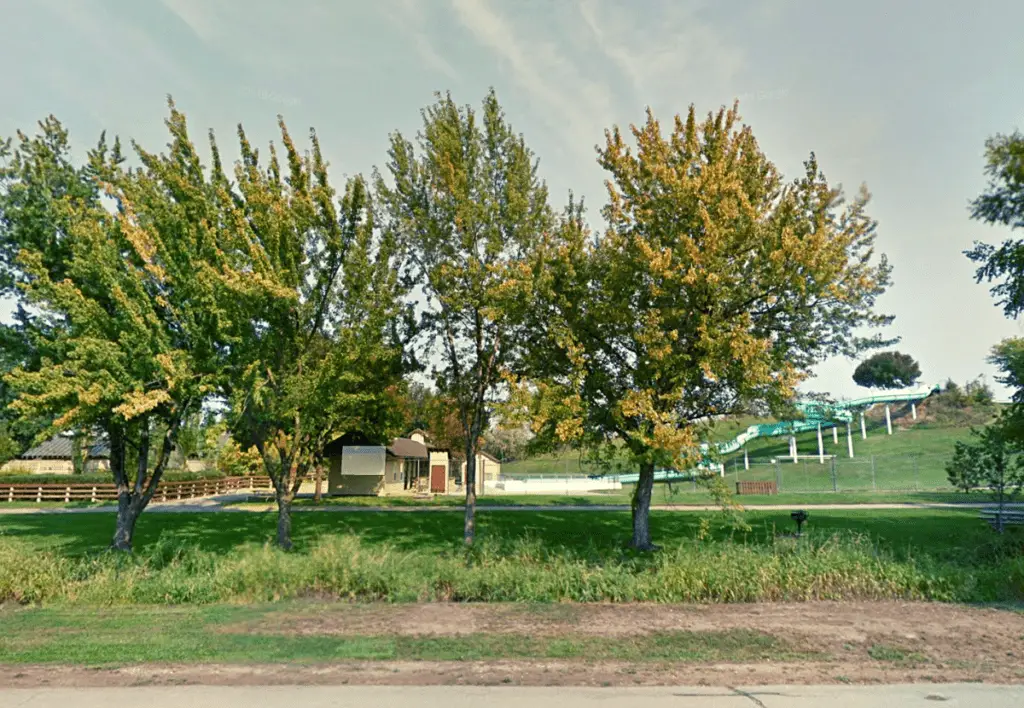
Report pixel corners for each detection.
[2,0,1023,400]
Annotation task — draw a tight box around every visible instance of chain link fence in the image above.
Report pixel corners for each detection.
[721,452,951,492]
[501,451,958,494]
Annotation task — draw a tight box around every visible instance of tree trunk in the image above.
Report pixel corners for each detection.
[631,462,658,551]
[464,447,477,546]
[108,416,180,552]
[276,488,294,550]
[997,483,1006,534]
[71,431,84,475]
[313,464,323,505]
[111,499,143,552]
[108,426,135,552]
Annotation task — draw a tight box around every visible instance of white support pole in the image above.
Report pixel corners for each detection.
[860,412,867,440]
[885,404,892,435]
[833,425,838,445]
[911,402,917,420]
[744,448,749,470]
[791,435,798,463]
[817,423,824,464]
[847,422,854,458]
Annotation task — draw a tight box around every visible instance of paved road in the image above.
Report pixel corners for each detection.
[1,496,1022,515]
[2,685,1022,707]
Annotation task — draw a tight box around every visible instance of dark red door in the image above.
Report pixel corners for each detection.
[430,465,446,493]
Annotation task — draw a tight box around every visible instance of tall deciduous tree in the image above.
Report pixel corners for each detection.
[2,107,232,550]
[0,120,96,453]
[376,89,552,544]
[216,117,410,550]
[965,130,1024,317]
[852,351,921,390]
[965,129,1024,447]
[512,103,893,549]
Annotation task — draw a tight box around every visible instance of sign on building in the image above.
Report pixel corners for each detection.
[341,446,386,476]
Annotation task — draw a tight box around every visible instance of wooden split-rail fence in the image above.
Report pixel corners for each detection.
[1,475,277,504]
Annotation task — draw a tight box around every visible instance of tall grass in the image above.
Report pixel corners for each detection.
[2,529,1021,606]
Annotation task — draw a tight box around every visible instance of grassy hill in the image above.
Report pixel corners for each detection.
[501,396,1000,493]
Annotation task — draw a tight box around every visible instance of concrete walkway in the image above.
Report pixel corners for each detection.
[1,494,1022,515]
[2,685,1022,707]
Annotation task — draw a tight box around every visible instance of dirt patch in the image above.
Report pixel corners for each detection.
[4,602,1024,687]
[222,601,1023,645]
[2,658,1022,689]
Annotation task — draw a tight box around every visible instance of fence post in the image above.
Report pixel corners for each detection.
[871,455,876,491]
[774,461,781,491]
[914,454,920,490]
[65,486,71,503]
[36,486,42,503]
[831,456,838,492]
[91,486,97,503]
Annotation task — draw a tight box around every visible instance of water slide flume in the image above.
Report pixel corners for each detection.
[603,384,940,484]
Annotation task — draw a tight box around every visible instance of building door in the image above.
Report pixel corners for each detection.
[430,465,446,493]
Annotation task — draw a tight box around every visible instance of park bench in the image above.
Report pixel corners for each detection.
[736,480,777,495]
[978,509,1024,530]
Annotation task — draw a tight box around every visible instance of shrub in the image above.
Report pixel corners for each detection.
[0,431,19,466]
[0,469,226,485]
[215,439,262,477]
[966,377,995,406]
[922,378,998,427]
[1,529,1020,606]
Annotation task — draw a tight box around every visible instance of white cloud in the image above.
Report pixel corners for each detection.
[384,0,461,82]
[159,0,217,42]
[450,0,615,160]
[38,0,196,92]
[577,0,746,107]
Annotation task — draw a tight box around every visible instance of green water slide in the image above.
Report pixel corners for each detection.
[606,384,940,484]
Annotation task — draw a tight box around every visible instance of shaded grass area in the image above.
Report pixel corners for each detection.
[0,507,999,557]
[258,493,632,508]
[0,604,802,665]
[0,488,997,511]
[1,508,1022,606]
[229,489,998,509]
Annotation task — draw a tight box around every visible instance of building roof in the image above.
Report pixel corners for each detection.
[387,437,429,459]
[21,434,110,460]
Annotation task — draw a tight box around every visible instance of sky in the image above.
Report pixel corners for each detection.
[1,0,1022,401]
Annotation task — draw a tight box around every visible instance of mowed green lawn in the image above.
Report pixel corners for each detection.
[0,507,991,557]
